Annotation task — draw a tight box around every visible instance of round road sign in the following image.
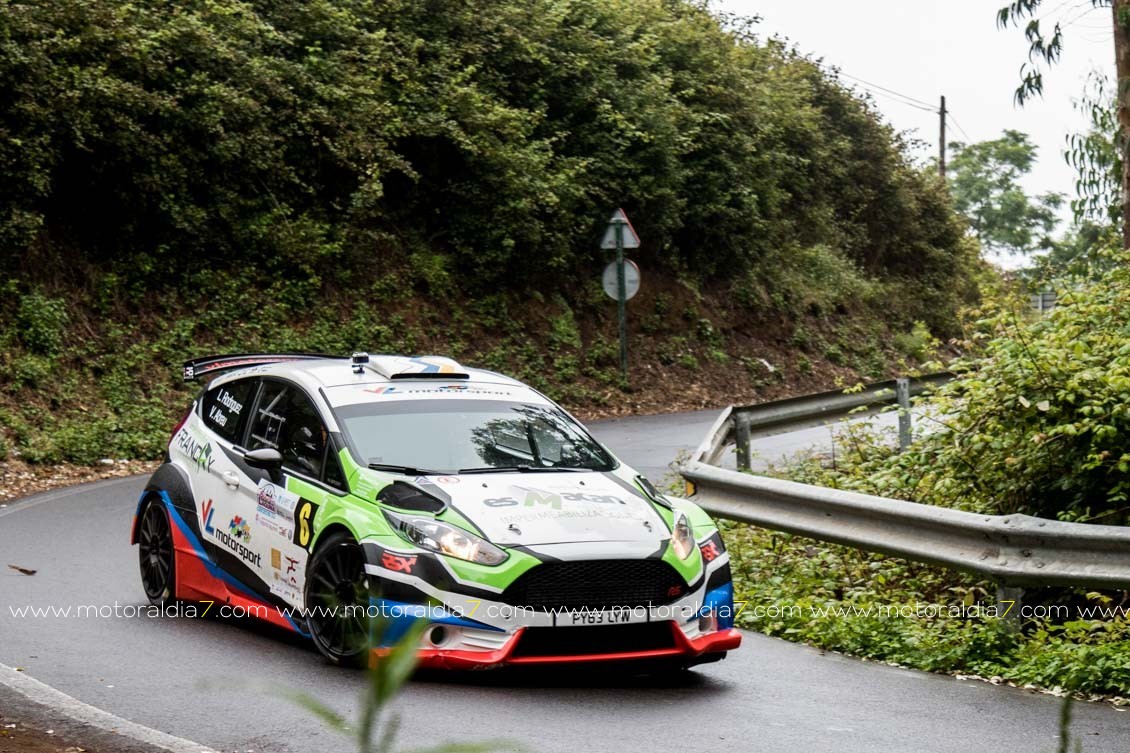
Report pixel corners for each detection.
[601,260,641,301]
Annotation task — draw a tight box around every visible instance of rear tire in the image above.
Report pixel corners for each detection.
[305,531,372,667]
[138,499,176,606]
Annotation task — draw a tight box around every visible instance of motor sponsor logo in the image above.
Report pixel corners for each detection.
[175,428,214,473]
[380,551,418,574]
[211,514,261,567]
[201,498,215,535]
[228,516,251,543]
[482,490,631,509]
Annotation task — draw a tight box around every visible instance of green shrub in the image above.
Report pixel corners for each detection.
[16,293,68,356]
[892,321,938,361]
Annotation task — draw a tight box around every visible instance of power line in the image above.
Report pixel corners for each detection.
[946,112,972,142]
[854,84,938,114]
[834,70,936,109]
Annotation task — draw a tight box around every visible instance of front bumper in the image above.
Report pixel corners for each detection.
[379,623,742,670]
[366,579,742,670]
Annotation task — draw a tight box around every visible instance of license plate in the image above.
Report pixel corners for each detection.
[555,608,648,626]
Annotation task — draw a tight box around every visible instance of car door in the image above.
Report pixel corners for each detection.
[192,377,259,569]
[243,380,348,607]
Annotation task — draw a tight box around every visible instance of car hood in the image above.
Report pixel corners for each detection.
[421,471,670,547]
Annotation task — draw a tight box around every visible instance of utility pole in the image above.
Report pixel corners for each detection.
[1114,1,1130,249]
[938,94,947,178]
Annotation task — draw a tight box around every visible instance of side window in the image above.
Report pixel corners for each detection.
[248,382,289,451]
[248,381,343,487]
[201,379,256,444]
[280,390,326,479]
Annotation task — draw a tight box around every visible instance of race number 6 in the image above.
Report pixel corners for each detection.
[293,499,319,550]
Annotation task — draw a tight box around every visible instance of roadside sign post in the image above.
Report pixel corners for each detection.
[599,209,641,385]
[615,219,628,382]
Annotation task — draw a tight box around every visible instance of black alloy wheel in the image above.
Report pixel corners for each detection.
[305,531,373,667]
[138,500,176,606]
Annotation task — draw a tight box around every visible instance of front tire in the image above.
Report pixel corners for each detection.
[138,500,176,606]
[305,531,372,667]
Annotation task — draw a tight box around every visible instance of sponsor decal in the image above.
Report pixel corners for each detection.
[270,580,302,602]
[229,516,252,543]
[361,385,512,398]
[257,481,298,518]
[482,490,631,509]
[175,428,214,473]
[435,476,461,485]
[256,514,294,541]
[270,552,302,601]
[201,498,216,535]
[667,585,684,598]
[380,551,418,574]
[255,480,298,540]
[700,541,721,562]
[212,515,261,567]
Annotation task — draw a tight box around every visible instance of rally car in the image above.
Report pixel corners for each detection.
[131,352,741,669]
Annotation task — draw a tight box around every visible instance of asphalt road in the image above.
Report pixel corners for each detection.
[1,410,1127,753]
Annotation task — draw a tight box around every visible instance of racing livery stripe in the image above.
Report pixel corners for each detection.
[154,491,309,636]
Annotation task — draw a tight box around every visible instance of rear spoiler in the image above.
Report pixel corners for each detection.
[182,353,340,382]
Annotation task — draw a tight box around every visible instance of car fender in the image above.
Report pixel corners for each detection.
[131,462,195,544]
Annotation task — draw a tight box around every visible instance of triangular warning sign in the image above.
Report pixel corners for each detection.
[600,208,641,249]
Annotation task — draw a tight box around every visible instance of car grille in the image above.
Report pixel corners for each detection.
[512,622,677,658]
[500,559,687,612]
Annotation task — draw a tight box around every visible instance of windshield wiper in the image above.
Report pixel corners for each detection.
[368,463,445,476]
[456,465,591,474]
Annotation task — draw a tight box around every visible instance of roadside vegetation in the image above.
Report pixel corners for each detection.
[723,248,1130,699]
[0,0,980,464]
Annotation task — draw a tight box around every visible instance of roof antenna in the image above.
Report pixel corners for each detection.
[351,352,369,374]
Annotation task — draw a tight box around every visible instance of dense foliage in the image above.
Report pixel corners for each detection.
[0,0,975,324]
[724,521,1130,696]
[791,251,1130,524]
[0,0,982,463]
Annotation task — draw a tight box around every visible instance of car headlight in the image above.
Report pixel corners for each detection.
[671,513,694,560]
[387,513,507,566]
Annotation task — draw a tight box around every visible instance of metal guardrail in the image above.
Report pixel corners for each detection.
[719,373,950,469]
[682,374,1130,590]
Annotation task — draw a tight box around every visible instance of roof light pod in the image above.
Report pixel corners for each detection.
[368,355,470,380]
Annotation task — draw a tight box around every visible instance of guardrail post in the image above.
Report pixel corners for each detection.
[995,584,1024,630]
[896,377,911,452]
[734,414,752,472]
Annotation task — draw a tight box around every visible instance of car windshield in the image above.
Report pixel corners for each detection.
[334,399,615,474]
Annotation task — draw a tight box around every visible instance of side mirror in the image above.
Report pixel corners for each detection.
[244,447,283,470]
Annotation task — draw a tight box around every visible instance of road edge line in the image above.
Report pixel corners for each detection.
[0,663,220,753]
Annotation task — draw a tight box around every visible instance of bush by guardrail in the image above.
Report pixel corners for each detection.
[681,374,1130,605]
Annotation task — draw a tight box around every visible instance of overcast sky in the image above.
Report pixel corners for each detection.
[716,0,1114,233]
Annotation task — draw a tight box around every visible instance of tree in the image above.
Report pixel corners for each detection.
[947,130,1063,259]
[997,0,1130,249]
